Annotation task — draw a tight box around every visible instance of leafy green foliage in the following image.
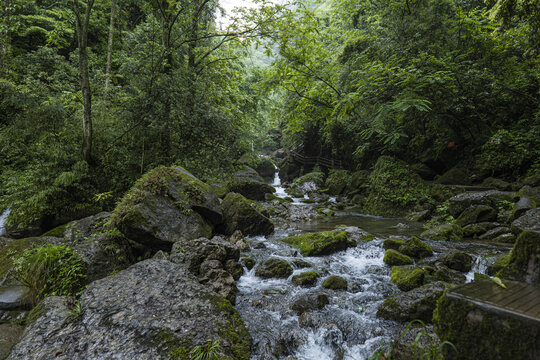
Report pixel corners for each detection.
[189,340,222,360]
[14,245,87,305]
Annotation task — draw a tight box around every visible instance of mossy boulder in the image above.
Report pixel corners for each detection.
[434,280,540,360]
[241,256,255,270]
[0,236,53,282]
[441,251,473,272]
[288,172,325,196]
[481,177,512,191]
[377,281,451,323]
[398,236,433,259]
[255,258,293,279]
[346,170,370,194]
[112,166,221,250]
[364,156,430,216]
[281,231,352,256]
[462,222,500,238]
[487,252,511,275]
[322,275,348,290]
[325,170,349,195]
[238,153,275,178]
[383,249,414,266]
[292,272,319,286]
[499,231,540,284]
[383,238,404,251]
[227,169,276,201]
[220,193,274,236]
[447,190,515,217]
[511,208,540,234]
[456,205,498,226]
[424,265,466,285]
[278,155,301,182]
[421,223,463,241]
[435,166,471,185]
[390,266,425,291]
[290,293,329,314]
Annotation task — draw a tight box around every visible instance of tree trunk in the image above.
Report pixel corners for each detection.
[73,0,95,163]
[104,0,117,91]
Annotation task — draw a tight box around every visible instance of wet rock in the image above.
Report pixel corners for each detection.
[517,185,540,204]
[456,205,498,226]
[511,208,540,234]
[383,249,413,266]
[292,272,319,286]
[112,166,221,249]
[252,241,267,249]
[398,236,433,259]
[152,250,169,260]
[7,260,252,360]
[383,238,404,251]
[462,222,500,238]
[440,251,473,272]
[436,167,470,185]
[425,264,466,285]
[228,168,276,201]
[325,170,349,195]
[390,323,443,360]
[287,172,325,196]
[322,276,348,290]
[290,293,329,314]
[225,259,244,280]
[492,233,516,243]
[421,223,463,241]
[447,190,515,217]
[0,285,30,311]
[220,193,274,236]
[513,197,534,219]
[481,177,512,191]
[390,266,425,291]
[255,258,293,279]
[281,231,352,256]
[0,323,24,360]
[237,154,275,178]
[229,230,251,252]
[478,226,511,240]
[241,256,255,270]
[291,259,313,268]
[487,252,511,275]
[499,231,540,284]
[377,281,451,323]
[407,209,431,222]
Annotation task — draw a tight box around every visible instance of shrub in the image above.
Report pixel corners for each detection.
[14,245,86,305]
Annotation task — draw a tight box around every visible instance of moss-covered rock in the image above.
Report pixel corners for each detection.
[238,153,275,178]
[456,205,498,226]
[281,231,352,256]
[434,281,540,360]
[322,275,348,290]
[0,236,51,282]
[291,259,313,268]
[390,266,425,291]
[292,272,319,286]
[487,252,512,275]
[316,208,335,217]
[423,265,466,285]
[288,172,325,196]
[290,293,329,314]
[364,156,431,216]
[241,256,255,270]
[383,249,414,266]
[325,170,349,195]
[377,281,451,323]
[421,223,463,241]
[278,155,301,182]
[220,193,274,236]
[398,236,433,259]
[346,170,370,194]
[383,238,404,251]
[227,175,276,201]
[435,166,471,185]
[498,231,540,284]
[511,208,540,234]
[255,258,293,279]
[447,190,515,217]
[441,251,473,272]
[481,177,512,191]
[462,222,500,238]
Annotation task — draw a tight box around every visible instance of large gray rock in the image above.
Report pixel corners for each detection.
[228,168,276,201]
[511,208,540,234]
[0,324,24,360]
[220,193,274,236]
[377,281,451,323]
[112,166,222,250]
[448,190,515,217]
[7,260,251,360]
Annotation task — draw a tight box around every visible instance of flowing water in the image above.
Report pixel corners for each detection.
[0,208,10,236]
[235,172,506,359]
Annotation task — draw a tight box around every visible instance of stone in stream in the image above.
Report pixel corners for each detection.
[513,197,534,219]
[511,208,540,234]
[111,166,222,250]
[487,252,511,276]
[398,236,433,259]
[322,275,348,290]
[383,249,414,266]
[447,190,515,217]
[291,258,313,269]
[383,238,404,251]
[7,260,252,360]
[498,230,540,284]
[462,222,500,238]
[440,251,473,272]
[290,293,330,314]
[241,256,255,270]
[220,193,274,236]
[255,258,293,279]
[390,266,425,291]
[377,281,451,323]
[292,272,319,286]
[281,230,353,256]
[420,223,463,241]
[0,285,31,311]
[478,226,511,240]
[227,167,276,201]
[456,205,498,226]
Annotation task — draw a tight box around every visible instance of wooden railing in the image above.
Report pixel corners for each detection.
[290,149,343,169]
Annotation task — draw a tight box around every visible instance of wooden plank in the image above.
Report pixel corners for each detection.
[501,287,540,309]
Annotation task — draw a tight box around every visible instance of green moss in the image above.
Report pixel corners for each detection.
[364,156,431,216]
[0,236,47,281]
[383,238,404,250]
[429,184,463,203]
[398,236,433,259]
[456,205,497,226]
[292,172,325,188]
[292,271,319,286]
[322,275,348,290]
[346,170,370,194]
[241,256,255,270]
[255,258,293,279]
[384,249,413,266]
[420,223,463,241]
[41,223,70,238]
[212,297,251,360]
[152,329,192,360]
[390,266,425,291]
[281,231,350,256]
[325,170,349,195]
[498,231,540,282]
[24,301,46,326]
[360,234,376,242]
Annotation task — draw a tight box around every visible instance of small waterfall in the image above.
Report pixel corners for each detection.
[0,208,10,236]
[272,171,288,198]
[465,255,489,283]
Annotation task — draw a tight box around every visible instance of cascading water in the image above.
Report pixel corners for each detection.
[0,208,10,236]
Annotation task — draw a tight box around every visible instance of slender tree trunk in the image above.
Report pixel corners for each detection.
[73,0,95,163]
[104,0,117,91]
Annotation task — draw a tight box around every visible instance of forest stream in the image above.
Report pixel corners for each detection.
[235,172,505,360]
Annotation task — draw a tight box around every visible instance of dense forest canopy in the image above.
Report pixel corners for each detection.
[0,0,538,230]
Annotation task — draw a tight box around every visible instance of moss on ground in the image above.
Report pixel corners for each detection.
[281,231,350,256]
